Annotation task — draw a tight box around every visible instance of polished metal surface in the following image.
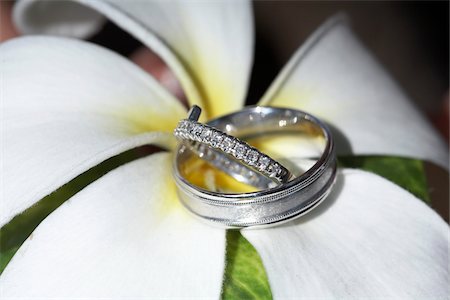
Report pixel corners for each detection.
[174,105,291,188]
[174,106,337,228]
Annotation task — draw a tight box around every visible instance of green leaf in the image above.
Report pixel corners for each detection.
[1,153,432,299]
[221,156,431,299]
[0,246,19,273]
[222,230,272,300]
[338,156,429,203]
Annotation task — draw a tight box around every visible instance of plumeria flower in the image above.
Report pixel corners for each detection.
[1,0,448,298]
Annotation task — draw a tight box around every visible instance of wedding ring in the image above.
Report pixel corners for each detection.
[174,105,291,188]
[173,106,337,228]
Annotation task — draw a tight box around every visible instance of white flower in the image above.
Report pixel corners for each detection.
[1,0,448,298]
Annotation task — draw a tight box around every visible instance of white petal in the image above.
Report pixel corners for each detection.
[14,0,254,118]
[0,153,226,298]
[13,0,106,38]
[259,15,448,168]
[1,36,186,227]
[242,169,449,298]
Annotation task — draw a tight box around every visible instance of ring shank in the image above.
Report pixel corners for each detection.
[174,106,336,228]
[175,118,291,187]
[175,152,336,228]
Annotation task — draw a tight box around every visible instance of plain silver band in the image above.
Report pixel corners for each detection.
[174,106,336,228]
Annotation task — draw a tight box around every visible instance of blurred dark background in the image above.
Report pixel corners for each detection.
[250,1,449,118]
[89,0,450,222]
[250,1,449,216]
[83,1,449,124]
[2,0,448,138]
[62,1,450,136]
[1,0,448,218]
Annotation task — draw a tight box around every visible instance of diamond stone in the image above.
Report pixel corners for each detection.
[175,120,187,138]
[210,131,224,147]
[200,127,212,142]
[266,163,282,177]
[246,149,259,165]
[179,120,187,130]
[258,156,271,171]
[234,143,248,159]
[220,137,236,153]
[192,124,203,140]
[185,122,194,136]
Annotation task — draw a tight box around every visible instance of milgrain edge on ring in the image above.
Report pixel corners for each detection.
[173,106,337,228]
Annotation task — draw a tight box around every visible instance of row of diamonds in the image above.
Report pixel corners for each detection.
[175,120,287,182]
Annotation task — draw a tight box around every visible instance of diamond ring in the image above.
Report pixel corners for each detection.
[173,106,336,228]
[174,105,292,188]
